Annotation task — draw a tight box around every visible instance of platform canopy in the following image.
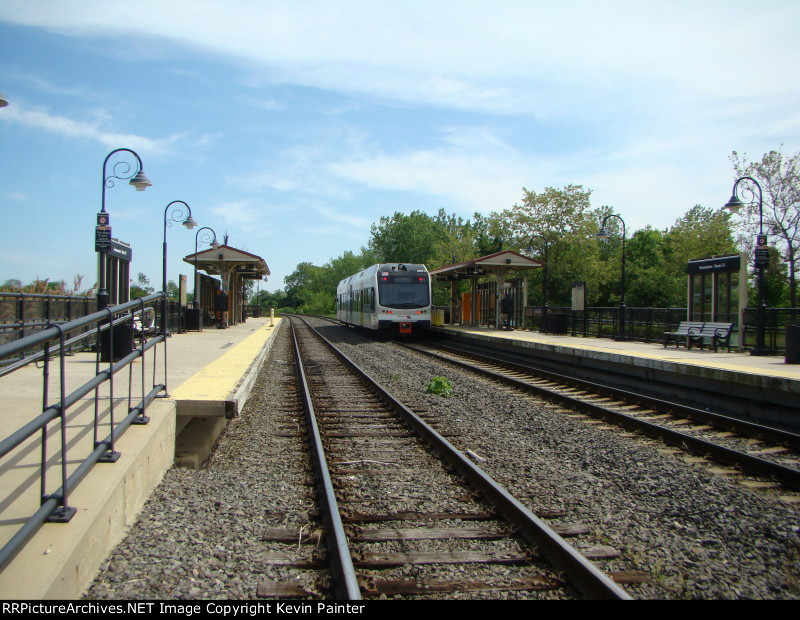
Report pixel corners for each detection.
[183,244,270,326]
[429,250,543,281]
[185,244,270,281]
[429,250,544,327]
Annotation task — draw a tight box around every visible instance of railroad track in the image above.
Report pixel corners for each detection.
[396,339,800,496]
[257,317,632,600]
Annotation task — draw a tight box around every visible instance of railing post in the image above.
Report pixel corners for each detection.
[44,326,77,523]
[132,298,150,425]
[18,294,25,341]
[99,308,120,463]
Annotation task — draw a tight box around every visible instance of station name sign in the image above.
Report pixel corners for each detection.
[108,240,132,262]
[686,255,740,275]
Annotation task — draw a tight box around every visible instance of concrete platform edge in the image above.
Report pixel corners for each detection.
[231,318,283,416]
[434,326,800,394]
[174,319,283,468]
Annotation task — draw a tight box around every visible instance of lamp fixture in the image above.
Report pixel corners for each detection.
[723,195,744,214]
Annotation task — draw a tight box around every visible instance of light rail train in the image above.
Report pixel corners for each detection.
[336,263,431,335]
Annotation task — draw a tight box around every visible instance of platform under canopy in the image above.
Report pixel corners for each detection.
[429,251,543,327]
[184,245,270,326]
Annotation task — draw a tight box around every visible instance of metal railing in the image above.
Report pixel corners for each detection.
[741,307,800,354]
[0,293,168,572]
[0,292,97,351]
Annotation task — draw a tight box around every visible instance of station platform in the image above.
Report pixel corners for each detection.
[432,325,800,426]
[0,316,282,600]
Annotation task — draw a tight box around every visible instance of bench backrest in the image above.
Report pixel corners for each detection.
[672,321,704,334]
[698,322,733,336]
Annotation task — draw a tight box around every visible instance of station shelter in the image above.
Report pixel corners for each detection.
[686,253,747,349]
[429,251,543,328]
[183,245,270,329]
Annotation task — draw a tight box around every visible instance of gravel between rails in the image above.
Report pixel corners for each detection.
[85,321,800,600]
[315,322,800,600]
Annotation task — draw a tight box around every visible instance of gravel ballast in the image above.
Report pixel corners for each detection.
[85,321,800,600]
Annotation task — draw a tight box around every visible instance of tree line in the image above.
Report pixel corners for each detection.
[255,149,798,316]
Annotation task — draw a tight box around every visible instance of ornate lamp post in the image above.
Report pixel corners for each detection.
[193,226,220,311]
[161,201,197,336]
[98,148,152,310]
[524,236,549,332]
[596,214,627,341]
[724,176,770,355]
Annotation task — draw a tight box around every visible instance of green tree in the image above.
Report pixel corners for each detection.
[253,288,289,312]
[282,250,378,315]
[490,185,601,306]
[130,272,154,299]
[283,262,323,310]
[368,210,446,265]
[166,280,181,301]
[622,227,677,308]
[1,279,23,292]
[731,149,800,306]
[429,209,487,267]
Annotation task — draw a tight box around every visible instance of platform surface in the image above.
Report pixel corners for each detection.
[433,324,800,386]
[0,316,281,599]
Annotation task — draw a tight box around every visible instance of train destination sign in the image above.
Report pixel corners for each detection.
[686,255,740,275]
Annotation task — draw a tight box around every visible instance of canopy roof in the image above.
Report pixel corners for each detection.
[429,250,543,281]
[183,244,270,280]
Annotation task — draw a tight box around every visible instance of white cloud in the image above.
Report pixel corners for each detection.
[329,136,533,215]
[313,204,371,230]
[209,199,267,230]
[3,1,798,118]
[0,103,184,153]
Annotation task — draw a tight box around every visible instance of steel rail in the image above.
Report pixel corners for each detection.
[403,342,800,491]
[300,316,631,601]
[423,341,800,450]
[290,319,362,601]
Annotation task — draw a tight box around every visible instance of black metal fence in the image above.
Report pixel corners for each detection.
[0,292,188,367]
[436,303,800,354]
[740,307,800,353]
[523,306,689,343]
[0,293,97,348]
[0,293,167,573]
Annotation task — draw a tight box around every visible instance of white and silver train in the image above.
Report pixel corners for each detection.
[336,263,432,335]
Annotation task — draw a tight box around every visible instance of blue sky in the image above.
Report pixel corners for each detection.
[1,1,799,294]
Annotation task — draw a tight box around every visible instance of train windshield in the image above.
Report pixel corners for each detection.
[377,274,429,309]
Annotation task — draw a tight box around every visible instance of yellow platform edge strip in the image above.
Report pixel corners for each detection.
[169,320,281,401]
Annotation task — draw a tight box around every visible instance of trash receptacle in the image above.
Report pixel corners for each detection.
[101,319,134,363]
[545,313,569,334]
[786,322,800,364]
[186,307,202,331]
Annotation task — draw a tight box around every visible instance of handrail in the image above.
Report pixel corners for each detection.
[0,293,162,359]
[0,312,132,378]
[0,293,168,573]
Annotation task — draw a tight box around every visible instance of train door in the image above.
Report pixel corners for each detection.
[347,285,354,325]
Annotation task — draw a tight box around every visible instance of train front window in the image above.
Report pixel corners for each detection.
[378,275,429,309]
